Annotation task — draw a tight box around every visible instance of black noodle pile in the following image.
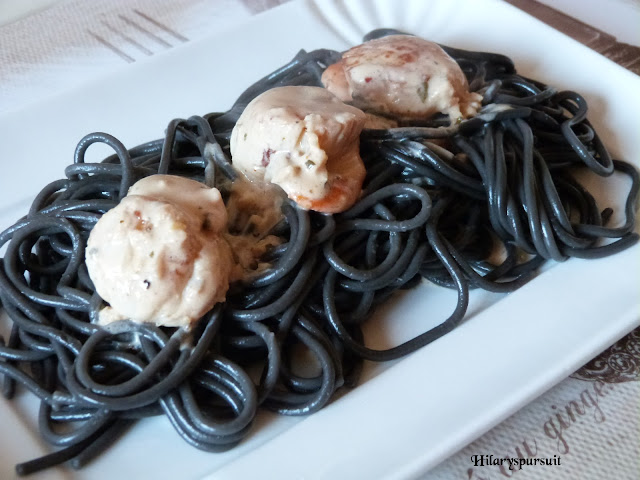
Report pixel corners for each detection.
[0,29,637,475]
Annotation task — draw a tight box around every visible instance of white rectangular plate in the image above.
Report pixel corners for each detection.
[1,0,639,479]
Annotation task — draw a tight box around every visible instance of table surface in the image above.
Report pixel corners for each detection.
[1,1,638,479]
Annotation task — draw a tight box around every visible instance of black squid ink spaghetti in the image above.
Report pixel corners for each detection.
[0,29,637,475]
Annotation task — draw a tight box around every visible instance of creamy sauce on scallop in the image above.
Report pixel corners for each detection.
[230,86,367,213]
[322,34,482,123]
[224,176,284,278]
[85,175,234,328]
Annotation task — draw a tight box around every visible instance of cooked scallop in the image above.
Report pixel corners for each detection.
[322,34,482,123]
[230,86,367,213]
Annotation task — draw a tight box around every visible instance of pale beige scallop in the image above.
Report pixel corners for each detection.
[85,175,233,328]
[230,86,367,213]
[322,34,482,123]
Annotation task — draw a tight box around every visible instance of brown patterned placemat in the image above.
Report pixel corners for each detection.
[573,329,640,383]
[505,0,640,75]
